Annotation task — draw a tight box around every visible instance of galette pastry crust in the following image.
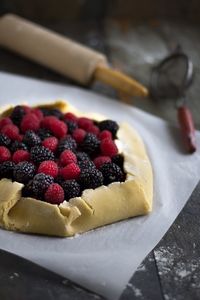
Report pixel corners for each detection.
[0,100,153,237]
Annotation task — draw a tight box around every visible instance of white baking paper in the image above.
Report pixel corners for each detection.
[0,72,199,300]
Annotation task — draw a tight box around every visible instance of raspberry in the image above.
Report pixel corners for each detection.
[20,113,40,133]
[42,137,58,152]
[0,133,11,147]
[10,141,28,153]
[38,160,58,178]
[60,163,80,180]
[0,146,11,163]
[61,180,81,200]
[0,161,15,179]
[87,125,100,136]
[31,108,44,121]
[0,117,12,130]
[100,138,118,157]
[78,117,93,130]
[23,130,41,148]
[23,173,54,199]
[98,120,119,138]
[16,135,23,142]
[51,119,67,138]
[64,112,78,122]
[44,183,64,204]
[12,150,30,163]
[81,133,100,155]
[30,146,55,164]
[99,130,112,140]
[40,116,55,128]
[13,162,36,184]
[57,136,77,155]
[10,105,25,126]
[41,116,67,138]
[1,124,19,140]
[37,128,52,140]
[93,156,111,169]
[79,168,103,189]
[112,154,124,169]
[22,105,32,114]
[64,120,78,134]
[60,150,77,166]
[72,128,86,143]
[99,162,124,184]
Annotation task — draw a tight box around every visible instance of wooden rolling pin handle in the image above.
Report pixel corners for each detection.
[94,64,149,97]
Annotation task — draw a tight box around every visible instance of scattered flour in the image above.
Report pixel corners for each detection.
[9,272,19,279]
[154,245,200,291]
[177,269,191,279]
[62,278,69,285]
[127,283,142,297]
[137,263,146,272]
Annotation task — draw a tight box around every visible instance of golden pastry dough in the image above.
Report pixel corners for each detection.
[0,100,153,237]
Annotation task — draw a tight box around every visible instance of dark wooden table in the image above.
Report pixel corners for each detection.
[0,19,200,300]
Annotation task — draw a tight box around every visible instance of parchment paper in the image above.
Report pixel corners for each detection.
[0,72,199,300]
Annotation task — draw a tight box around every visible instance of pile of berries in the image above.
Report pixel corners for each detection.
[0,105,125,204]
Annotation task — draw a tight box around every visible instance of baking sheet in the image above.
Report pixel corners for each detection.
[0,72,199,300]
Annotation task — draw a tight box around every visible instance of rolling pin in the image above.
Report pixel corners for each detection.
[0,14,148,97]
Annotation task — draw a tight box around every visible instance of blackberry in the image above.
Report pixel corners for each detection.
[78,159,96,171]
[98,120,119,138]
[37,128,52,140]
[99,162,124,185]
[30,146,55,164]
[112,154,124,169]
[79,168,103,190]
[54,175,64,185]
[32,173,54,199]
[23,173,54,199]
[57,136,77,155]
[81,133,100,155]
[13,162,36,184]
[76,151,90,161]
[61,180,81,200]
[10,105,25,126]
[41,108,63,119]
[0,161,15,179]
[23,130,41,148]
[22,180,35,198]
[64,120,78,134]
[0,133,11,147]
[10,141,28,153]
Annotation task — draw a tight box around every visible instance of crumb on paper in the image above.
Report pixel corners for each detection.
[67,233,80,240]
[100,281,106,287]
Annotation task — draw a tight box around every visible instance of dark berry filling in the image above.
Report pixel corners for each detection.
[0,104,126,204]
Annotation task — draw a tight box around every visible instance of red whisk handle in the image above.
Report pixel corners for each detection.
[177,105,196,153]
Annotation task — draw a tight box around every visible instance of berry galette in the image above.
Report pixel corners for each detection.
[0,100,153,237]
